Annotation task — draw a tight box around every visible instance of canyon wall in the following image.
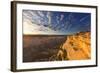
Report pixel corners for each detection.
[57,32,91,60]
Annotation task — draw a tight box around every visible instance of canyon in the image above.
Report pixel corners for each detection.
[23,32,91,62]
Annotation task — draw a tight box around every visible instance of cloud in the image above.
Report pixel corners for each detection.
[60,14,64,21]
[46,12,52,25]
[23,10,40,24]
[37,11,45,17]
[80,15,89,22]
[66,13,74,30]
[56,15,60,24]
[23,10,90,34]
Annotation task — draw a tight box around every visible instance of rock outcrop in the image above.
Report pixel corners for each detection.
[57,32,91,60]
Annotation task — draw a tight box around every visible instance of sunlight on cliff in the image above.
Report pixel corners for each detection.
[57,32,91,60]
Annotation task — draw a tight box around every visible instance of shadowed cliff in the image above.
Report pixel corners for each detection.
[23,36,67,62]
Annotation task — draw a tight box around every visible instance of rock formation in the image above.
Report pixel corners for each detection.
[57,32,91,60]
[23,32,91,62]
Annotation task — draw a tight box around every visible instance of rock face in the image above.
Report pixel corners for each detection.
[57,32,91,60]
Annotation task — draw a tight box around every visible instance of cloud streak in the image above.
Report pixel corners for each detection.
[23,10,91,35]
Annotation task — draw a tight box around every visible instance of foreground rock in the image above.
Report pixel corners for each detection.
[57,32,91,60]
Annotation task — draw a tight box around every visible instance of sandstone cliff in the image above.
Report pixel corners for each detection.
[57,32,91,60]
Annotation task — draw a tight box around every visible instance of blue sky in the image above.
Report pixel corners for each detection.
[23,10,91,35]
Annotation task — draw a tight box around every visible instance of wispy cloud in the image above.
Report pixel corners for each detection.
[37,11,45,17]
[46,12,52,25]
[80,15,89,22]
[23,10,91,34]
[60,14,64,21]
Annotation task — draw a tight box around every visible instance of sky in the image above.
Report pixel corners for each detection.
[23,10,91,35]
